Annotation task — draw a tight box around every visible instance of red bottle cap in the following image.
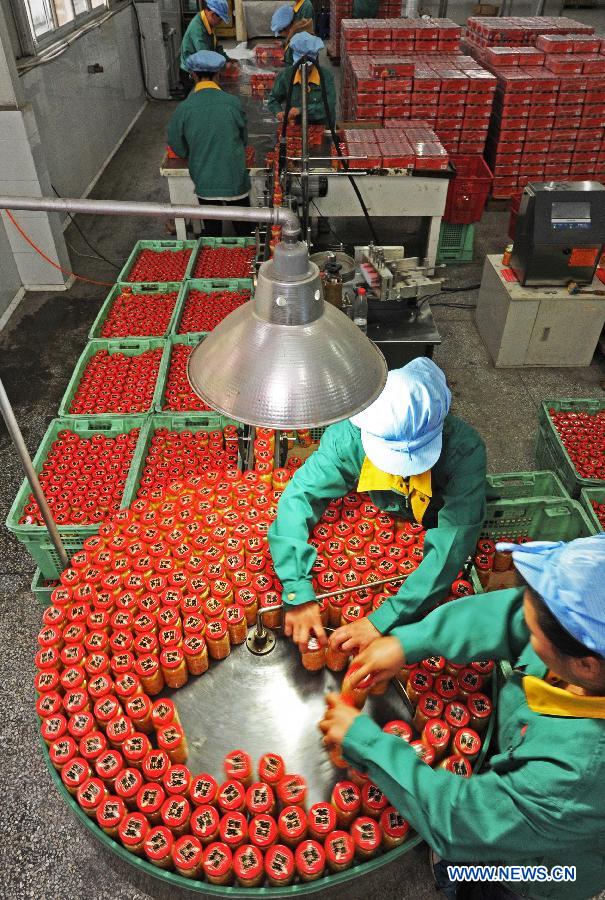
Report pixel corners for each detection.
[94,696,121,725]
[203,842,233,878]
[410,740,436,766]
[457,667,483,695]
[161,794,190,829]
[434,674,459,701]
[454,728,482,758]
[233,843,264,881]
[77,776,106,811]
[383,720,413,742]
[97,795,126,830]
[331,780,361,814]
[351,815,382,853]
[144,825,174,861]
[325,829,355,866]
[41,714,68,743]
[308,802,337,838]
[408,667,434,695]
[173,834,203,871]
[119,811,150,847]
[142,749,170,782]
[418,692,445,720]
[36,691,63,719]
[218,779,246,812]
[190,773,218,806]
[123,733,151,766]
[361,781,389,814]
[276,774,306,807]
[264,843,294,882]
[246,782,275,815]
[95,749,123,781]
[163,764,192,797]
[49,735,78,768]
[136,782,166,817]
[295,839,325,877]
[423,718,451,751]
[224,749,252,782]
[219,811,248,847]
[380,806,410,840]
[278,805,307,842]
[80,731,108,762]
[468,693,493,721]
[116,767,144,802]
[422,655,446,675]
[190,804,220,841]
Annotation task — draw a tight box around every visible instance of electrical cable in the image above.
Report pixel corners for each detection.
[441,283,481,292]
[316,65,380,245]
[4,210,113,287]
[51,185,123,270]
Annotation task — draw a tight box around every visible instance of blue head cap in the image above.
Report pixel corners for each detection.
[496,534,605,656]
[185,50,227,73]
[349,358,451,477]
[290,32,324,64]
[206,0,230,23]
[271,5,294,35]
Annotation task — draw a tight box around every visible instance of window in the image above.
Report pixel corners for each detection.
[13,0,108,50]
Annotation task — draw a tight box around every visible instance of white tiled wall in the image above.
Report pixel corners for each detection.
[20,4,146,198]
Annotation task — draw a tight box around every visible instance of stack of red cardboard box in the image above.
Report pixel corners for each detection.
[464,15,594,49]
[335,123,450,171]
[467,30,605,198]
[327,11,454,59]
[341,51,496,156]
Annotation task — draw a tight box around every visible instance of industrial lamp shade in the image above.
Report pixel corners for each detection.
[187,240,387,429]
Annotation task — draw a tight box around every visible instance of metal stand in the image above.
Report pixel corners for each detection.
[0,377,69,570]
[300,61,310,246]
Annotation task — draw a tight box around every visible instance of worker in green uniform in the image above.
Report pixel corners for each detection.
[268,358,486,651]
[292,0,315,26]
[267,33,336,126]
[179,0,230,72]
[320,534,605,900]
[271,5,314,66]
[167,50,251,237]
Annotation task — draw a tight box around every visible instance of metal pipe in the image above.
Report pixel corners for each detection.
[0,195,301,241]
[273,430,281,469]
[300,61,310,244]
[0,377,70,570]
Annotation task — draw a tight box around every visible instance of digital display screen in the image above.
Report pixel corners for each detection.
[551,201,591,224]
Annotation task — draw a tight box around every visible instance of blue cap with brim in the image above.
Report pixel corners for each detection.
[271,5,294,35]
[290,32,324,64]
[206,0,230,22]
[349,357,451,477]
[185,50,227,73]
[497,534,605,656]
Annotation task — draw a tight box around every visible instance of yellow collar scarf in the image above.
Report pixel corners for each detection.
[524,675,605,719]
[292,0,305,11]
[357,456,432,523]
[194,80,221,92]
[200,9,213,33]
[293,65,321,87]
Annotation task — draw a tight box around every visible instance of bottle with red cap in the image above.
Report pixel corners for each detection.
[144,825,174,869]
[265,843,295,886]
[190,804,220,845]
[233,844,265,887]
[172,834,204,879]
[96,795,126,838]
[380,807,410,849]
[325,829,355,872]
[203,841,234,885]
[295,839,326,882]
[276,774,307,810]
[219,811,248,850]
[189,772,218,807]
[119,811,150,856]
[351,815,382,859]
[136,783,165,825]
[218,780,246,814]
[249,814,278,850]
[331,780,361,828]
[246,782,275,816]
[223,749,253,788]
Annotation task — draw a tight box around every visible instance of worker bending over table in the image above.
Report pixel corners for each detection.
[271,5,314,67]
[180,0,229,68]
[268,358,486,651]
[167,51,251,237]
[321,534,605,899]
[267,33,336,126]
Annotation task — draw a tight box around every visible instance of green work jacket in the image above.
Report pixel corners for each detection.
[343,588,605,899]
[352,0,379,15]
[179,13,228,69]
[268,415,486,631]
[293,0,315,22]
[167,85,251,199]
[267,65,336,125]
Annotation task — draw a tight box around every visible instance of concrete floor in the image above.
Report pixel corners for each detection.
[1,79,605,900]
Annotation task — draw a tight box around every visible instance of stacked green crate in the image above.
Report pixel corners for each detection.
[579,487,605,533]
[536,399,605,498]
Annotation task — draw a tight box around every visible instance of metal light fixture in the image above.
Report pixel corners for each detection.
[187,238,388,429]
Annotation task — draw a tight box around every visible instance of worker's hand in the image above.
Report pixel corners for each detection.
[346,637,406,690]
[330,617,380,654]
[288,107,300,122]
[319,692,362,748]
[284,601,328,651]
[276,111,285,122]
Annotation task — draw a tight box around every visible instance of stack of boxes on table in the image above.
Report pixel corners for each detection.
[463,17,605,199]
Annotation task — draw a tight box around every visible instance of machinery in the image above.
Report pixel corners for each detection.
[511,181,605,287]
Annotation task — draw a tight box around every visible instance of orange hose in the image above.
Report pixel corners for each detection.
[5,209,113,287]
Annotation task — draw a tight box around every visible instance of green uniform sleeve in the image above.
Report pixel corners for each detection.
[294,0,315,22]
[267,70,288,115]
[392,588,529,665]
[268,422,361,605]
[167,107,189,160]
[342,713,590,861]
[369,431,486,633]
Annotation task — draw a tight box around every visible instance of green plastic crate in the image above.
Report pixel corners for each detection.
[480,497,596,543]
[185,236,258,280]
[58,338,166,417]
[121,413,244,506]
[436,222,475,264]
[6,416,146,579]
[153,334,209,413]
[118,240,196,284]
[171,278,254,335]
[580,487,605,533]
[88,282,182,340]
[485,471,568,502]
[31,568,59,606]
[536,399,605,498]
